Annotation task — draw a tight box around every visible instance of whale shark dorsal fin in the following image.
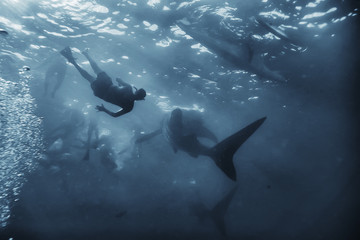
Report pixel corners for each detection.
[211,185,238,236]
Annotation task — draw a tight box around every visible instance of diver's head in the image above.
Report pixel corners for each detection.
[134,88,146,100]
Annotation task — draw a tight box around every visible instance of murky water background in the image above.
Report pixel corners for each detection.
[0,0,359,239]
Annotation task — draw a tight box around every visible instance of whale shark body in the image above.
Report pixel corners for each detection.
[177,21,287,82]
[136,109,266,181]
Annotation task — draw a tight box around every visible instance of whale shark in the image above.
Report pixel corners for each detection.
[177,20,287,82]
[190,185,238,236]
[136,108,266,181]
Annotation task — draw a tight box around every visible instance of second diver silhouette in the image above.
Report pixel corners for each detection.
[136,108,266,181]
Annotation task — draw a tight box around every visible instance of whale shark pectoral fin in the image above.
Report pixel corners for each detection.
[135,129,162,144]
[0,30,9,36]
[210,117,267,181]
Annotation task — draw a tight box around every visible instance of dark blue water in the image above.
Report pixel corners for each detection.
[1,0,359,239]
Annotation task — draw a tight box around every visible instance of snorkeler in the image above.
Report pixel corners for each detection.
[60,47,146,118]
[82,118,117,171]
[43,54,67,98]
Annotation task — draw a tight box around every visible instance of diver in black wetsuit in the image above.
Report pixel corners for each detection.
[60,47,146,118]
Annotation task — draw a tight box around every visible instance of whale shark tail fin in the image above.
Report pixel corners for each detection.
[209,117,266,181]
[211,185,238,236]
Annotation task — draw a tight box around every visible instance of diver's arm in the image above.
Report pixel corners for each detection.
[96,104,130,118]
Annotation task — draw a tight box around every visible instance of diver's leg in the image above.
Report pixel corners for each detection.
[44,63,58,96]
[82,119,97,161]
[72,61,96,83]
[60,47,96,83]
[44,72,51,97]
[82,49,102,75]
[61,47,95,83]
[51,63,67,97]
[51,72,65,98]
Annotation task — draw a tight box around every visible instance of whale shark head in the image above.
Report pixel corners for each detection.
[163,108,183,148]
[169,108,183,135]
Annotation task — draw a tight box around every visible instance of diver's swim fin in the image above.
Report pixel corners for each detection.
[211,185,238,236]
[209,117,266,181]
[60,46,75,63]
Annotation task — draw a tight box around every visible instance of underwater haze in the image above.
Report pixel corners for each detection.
[0,0,359,239]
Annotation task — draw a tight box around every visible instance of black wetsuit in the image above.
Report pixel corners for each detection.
[91,72,134,112]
